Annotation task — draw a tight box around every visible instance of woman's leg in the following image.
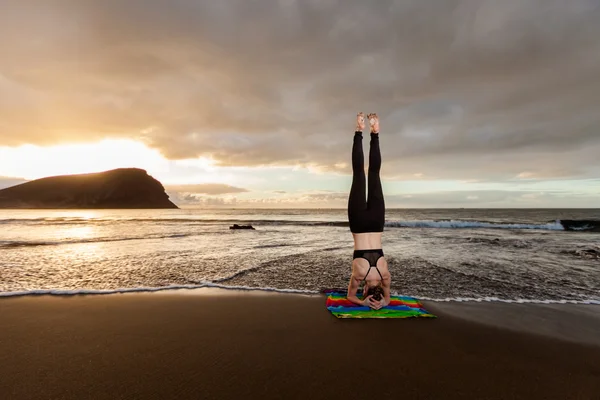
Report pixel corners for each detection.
[348,131,366,231]
[367,132,385,230]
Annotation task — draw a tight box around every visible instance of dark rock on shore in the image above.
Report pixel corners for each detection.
[0,168,178,209]
[230,224,255,230]
[559,220,600,232]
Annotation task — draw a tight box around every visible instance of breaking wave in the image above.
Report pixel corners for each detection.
[386,220,565,230]
[0,233,195,249]
[1,284,598,305]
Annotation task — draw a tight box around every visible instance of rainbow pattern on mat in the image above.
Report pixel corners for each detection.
[325,290,436,319]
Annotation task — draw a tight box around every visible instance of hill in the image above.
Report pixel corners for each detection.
[0,168,178,209]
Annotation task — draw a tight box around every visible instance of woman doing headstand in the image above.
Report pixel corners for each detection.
[346,112,391,310]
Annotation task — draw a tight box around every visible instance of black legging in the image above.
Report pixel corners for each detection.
[348,131,385,233]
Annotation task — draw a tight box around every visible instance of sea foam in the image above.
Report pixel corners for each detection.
[1,284,598,305]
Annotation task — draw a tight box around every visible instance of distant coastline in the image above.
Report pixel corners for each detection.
[0,168,178,209]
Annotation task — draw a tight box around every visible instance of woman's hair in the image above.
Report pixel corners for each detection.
[363,282,383,301]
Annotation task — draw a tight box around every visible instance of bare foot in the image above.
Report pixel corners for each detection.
[356,112,365,132]
[367,113,379,134]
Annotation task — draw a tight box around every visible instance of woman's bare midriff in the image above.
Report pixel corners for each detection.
[352,232,383,250]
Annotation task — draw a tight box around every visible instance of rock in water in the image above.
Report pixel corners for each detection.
[0,168,178,209]
[230,224,255,230]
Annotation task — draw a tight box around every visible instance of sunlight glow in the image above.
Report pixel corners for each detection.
[0,139,170,180]
[173,157,217,170]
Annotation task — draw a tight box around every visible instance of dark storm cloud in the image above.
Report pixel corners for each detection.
[1,0,600,180]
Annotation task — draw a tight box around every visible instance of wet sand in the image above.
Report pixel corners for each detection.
[1,289,599,400]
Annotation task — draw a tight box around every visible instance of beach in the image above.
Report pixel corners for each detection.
[2,209,599,304]
[1,289,599,400]
[2,1,600,398]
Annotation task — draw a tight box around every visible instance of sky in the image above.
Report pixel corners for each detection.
[1,0,599,208]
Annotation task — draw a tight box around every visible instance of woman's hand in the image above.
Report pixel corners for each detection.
[370,297,388,310]
[362,295,376,309]
[363,295,387,310]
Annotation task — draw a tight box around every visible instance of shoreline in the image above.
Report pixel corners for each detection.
[2,284,599,304]
[1,289,600,399]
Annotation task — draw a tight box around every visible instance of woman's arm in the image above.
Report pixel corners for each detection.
[347,275,373,307]
[380,275,392,307]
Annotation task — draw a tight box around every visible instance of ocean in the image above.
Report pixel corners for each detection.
[1,208,599,304]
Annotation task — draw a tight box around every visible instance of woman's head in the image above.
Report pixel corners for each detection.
[363,282,383,301]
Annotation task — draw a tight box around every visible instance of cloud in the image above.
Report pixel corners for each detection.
[165,183,248,195]
[1,0,600,182]
[383,189,599,208]
[301,192,348,202]
[0,176,27,190]
[165,183,247,206]
[169,187,599,208]
[167,192,239,207]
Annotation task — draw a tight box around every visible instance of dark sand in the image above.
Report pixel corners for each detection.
[1,290,599,400]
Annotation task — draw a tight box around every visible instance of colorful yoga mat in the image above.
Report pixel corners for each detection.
[325,290,436,319]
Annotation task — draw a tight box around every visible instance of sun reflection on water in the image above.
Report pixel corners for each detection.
[61,225,95,240]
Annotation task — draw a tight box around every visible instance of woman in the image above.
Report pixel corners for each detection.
[346,112,391,310]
